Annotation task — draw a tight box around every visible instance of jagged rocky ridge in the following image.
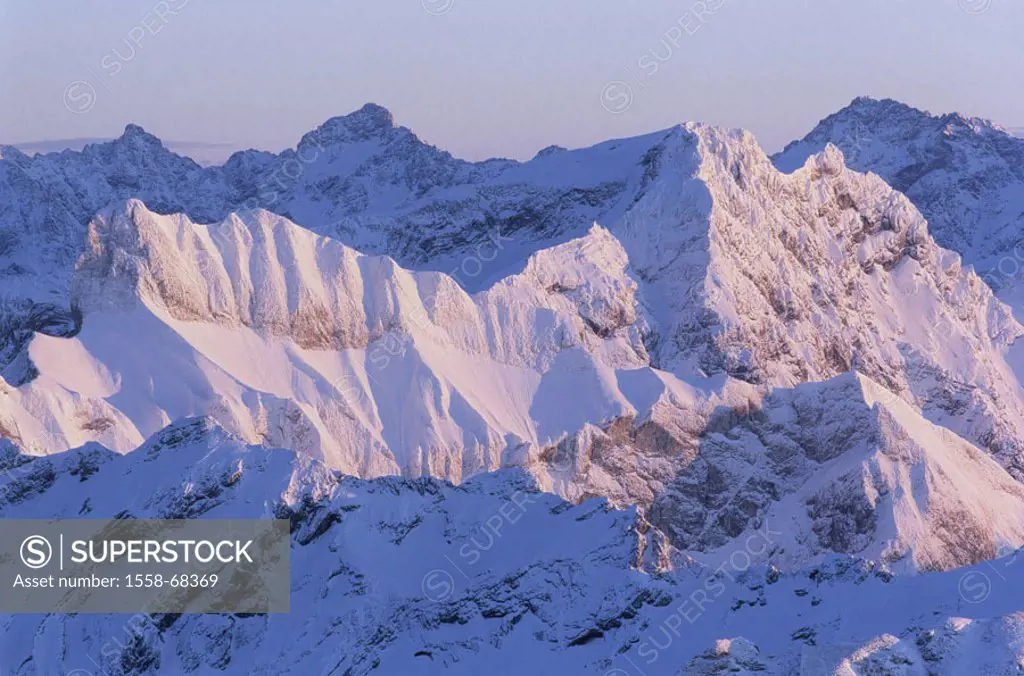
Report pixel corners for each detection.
[774,96,1024,310]
[5,113,1024,460]
[3,419,1024,675]
[0,103,655,385]
[615,123,1024,473]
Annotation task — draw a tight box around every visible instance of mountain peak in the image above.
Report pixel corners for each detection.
[846,95,913,111]
[351,102,395,126]
[298,102,400,149]
[937,109,1004,134]
[822,96,1003,137]
[829,96,927,128]
[116,123,165,148]
[0,145,27,162]
[774,96,1024,268]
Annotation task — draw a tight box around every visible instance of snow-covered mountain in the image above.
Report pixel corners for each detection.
[774,97,1024,312]
[0,104,668,397]
[8,199,652,478]
[7,136,241,166]
[6,112,1024,466]
[0,103,652,303]
[4,101,1024,673]
[4,418,1024,675]
[4,148,1024,571]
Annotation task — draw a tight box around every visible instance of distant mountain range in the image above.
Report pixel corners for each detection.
[5,136,242,166]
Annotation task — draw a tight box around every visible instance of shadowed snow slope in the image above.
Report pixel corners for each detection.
[3,111,1024,468]
[614,122,1024,473]
[6,103,1024,672]
[3,419,1024,674]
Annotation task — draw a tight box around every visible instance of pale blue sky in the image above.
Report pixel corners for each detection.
[1,0,1021,161]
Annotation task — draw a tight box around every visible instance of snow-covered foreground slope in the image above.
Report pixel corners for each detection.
[3,419,1024,675]
[648,372,1024,574]
[774,97,1024,312]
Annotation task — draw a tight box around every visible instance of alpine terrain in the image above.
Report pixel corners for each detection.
[2,99,1024,674]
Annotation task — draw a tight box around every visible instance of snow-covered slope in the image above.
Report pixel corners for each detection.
[559,369,1024,573]
[0,105,669,399]
[3,419,1024,675]
[0,103,652,308]
[774,97,1024,310]
[668,372,1024,573]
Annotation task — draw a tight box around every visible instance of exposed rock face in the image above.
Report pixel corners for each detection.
[14,216,1024,572]
[8,93,1024,674]
[617,125,1024,470]
[681,638,775,675]
[563,373,1024,574]
[0,103,653,390]
[6,201,652,477]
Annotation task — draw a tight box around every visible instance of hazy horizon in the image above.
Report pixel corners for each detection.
[2,0,1021,161]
